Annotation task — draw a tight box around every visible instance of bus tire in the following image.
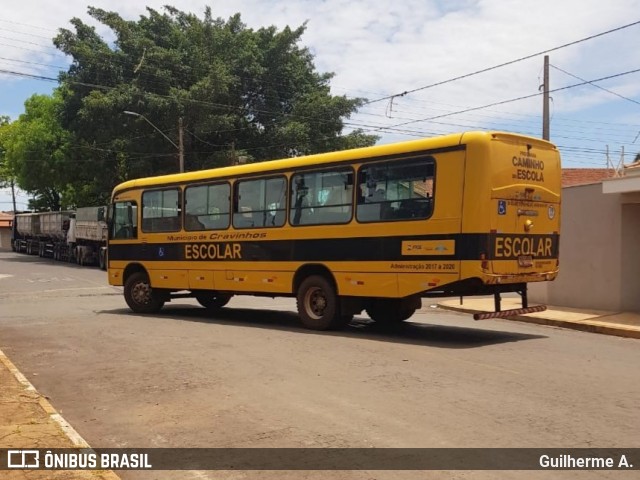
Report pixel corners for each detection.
[195,293,231,310]
[124,272,165,314]
[296,275,345,330]
[367,299,416,324]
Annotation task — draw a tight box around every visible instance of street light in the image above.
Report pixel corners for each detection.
[124,110,184,173]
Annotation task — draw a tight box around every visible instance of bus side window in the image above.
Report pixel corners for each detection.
[185,214,205,231]
[356,157,434,223]
[233,177,286,229]
[185,183,230,231]
[290,168,353,226]
[142,189,181,233]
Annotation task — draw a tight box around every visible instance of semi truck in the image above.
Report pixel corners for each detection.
[12,207,108,270]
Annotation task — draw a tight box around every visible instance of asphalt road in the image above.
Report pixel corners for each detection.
[0,251,638,480]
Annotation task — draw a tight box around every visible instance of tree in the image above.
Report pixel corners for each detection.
[52,6,377,201]
[2,94,71,211]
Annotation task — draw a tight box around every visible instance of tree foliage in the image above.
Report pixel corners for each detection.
[1,95,72,211]
[43,5,377,205]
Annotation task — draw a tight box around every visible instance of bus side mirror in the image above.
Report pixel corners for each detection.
[97,207,105,222]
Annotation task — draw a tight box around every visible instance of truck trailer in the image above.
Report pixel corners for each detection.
[12,207,108,270]
[12,211,73,259]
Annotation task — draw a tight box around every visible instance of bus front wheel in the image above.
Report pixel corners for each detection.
[296,275,345,330]
[124,272,165,314]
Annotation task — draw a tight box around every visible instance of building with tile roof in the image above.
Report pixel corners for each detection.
[561,168,616,187]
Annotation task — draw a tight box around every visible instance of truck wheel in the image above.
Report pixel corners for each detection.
[296,275,346,330]
[124,272,165,314]
[99,249,106,270]
[195,293,231,310]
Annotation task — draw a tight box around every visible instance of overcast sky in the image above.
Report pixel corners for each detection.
[2,0,640,210]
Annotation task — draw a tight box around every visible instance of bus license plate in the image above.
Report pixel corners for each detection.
[518,255,533,267]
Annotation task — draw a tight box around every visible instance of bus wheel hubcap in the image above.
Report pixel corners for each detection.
[132,283,151,305]
[306,287,326,319]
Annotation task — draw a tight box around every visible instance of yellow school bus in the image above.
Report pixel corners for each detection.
[107,131,561,329]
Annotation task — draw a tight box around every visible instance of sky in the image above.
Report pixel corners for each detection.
[1,0,640,210]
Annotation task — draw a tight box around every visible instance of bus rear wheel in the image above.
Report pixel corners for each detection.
[366,299,416,324]
[124,272,165,314]
[195,293,232,310]
[296,275,346,330]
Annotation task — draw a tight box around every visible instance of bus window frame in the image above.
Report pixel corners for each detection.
[110,200,138,240]
[141,187,182,234]
[356,156,436,224]
[289,166,355,227]
[232,175,288,229]
[184,181,232,232]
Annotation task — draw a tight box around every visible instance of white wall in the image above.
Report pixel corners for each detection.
[620,202,640,311]
[529,183,628,311]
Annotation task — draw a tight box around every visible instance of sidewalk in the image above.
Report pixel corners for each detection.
[0,348,120,480]
[438,297,640,339]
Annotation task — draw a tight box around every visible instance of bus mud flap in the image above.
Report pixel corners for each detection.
[473,305,547,320]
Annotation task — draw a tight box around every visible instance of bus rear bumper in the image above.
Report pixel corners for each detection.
[473,304,547,320]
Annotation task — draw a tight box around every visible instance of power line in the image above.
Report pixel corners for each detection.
[0,18,58,33]
[0,68,59,83]
[380,67,640,132]
[364,19,640,106]
[0,55,68,71]
[3,62,638,157]
[550,64,640,107]
[2,12,639,119]
[0,67,379,139]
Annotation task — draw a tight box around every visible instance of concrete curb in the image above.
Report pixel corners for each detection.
[0,348,121,479]
[438,304,640,340]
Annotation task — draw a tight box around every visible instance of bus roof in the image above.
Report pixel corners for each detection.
[112,131,555,195]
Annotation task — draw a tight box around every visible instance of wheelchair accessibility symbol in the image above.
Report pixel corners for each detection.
[498,200,507,215]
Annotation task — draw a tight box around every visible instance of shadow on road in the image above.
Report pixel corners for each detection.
[98,304,547,349]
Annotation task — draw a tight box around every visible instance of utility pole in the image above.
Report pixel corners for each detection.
[542,55,550,141]
[10,178,16,212]
[178,117,185,173]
